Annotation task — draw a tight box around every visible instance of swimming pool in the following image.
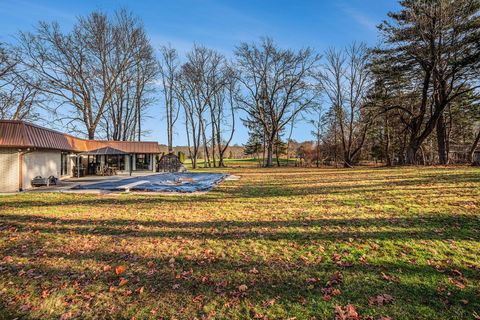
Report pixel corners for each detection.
[72,172,227,193]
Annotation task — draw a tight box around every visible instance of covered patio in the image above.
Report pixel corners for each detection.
[73,147,155,177]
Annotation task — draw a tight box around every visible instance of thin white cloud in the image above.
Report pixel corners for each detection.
[0,0,75,23]
[337,2,377,32]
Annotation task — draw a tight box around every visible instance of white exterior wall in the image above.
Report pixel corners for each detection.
[0,148,19,193]
[22,150,61,190]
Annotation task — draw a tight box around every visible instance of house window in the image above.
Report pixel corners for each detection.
[135,154,150,170]
[61,153,68,176]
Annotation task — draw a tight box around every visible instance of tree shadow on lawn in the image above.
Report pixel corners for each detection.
[1,213,478,242]
[1,173,478,209]
[226,172,480,198]
[1,237,479,319]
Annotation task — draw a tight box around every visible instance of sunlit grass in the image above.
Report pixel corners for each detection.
[0,166,479,319]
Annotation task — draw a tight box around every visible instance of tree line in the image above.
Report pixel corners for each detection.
[1,1,479,167]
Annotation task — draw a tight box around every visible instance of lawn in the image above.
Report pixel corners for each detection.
[0,166,479,319]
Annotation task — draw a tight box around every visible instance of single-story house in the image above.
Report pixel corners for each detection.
[0,120,161,192]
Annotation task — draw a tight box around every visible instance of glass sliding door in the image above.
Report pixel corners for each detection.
[106,155,125,170]
[135,154,150,170]
[61,153,68,176]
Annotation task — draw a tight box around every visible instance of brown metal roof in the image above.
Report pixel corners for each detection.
[0,120,161,153]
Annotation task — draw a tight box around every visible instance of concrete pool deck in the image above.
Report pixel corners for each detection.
[26,172,230,194]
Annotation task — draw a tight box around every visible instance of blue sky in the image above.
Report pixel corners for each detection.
[0,0,400,146]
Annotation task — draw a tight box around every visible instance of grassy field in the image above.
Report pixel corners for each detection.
[183,158,298,169]
[0,166,479,319]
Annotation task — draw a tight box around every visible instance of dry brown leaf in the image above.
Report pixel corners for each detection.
[335,304,360,320]
[368,294,394,306]
[41,289,49,299]
[238,284,248,292]
[448,277,465,289]
[118,278,129,287]
[262,298,276,308]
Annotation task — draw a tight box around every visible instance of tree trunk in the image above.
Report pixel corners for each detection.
[469,129,480,163]
[88,127,95,140]
[343,152,353,168]
[265,141,273,167]
[385,113,392,166]
[405,142,419,165]
[436,113,448,165]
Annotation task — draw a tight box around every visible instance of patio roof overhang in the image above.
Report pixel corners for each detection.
[78,146,127,156]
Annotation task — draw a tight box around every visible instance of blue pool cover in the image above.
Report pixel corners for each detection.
[73,172,227,193]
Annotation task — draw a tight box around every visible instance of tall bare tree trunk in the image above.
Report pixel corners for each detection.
[437,112,448,164]
[469,129,480,163]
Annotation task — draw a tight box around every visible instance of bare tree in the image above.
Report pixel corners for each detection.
[214,67,237,167]
[159,45,180,151]
[235,38,321,167]
[310,105,323,167]
[320,43,374,167]
[176,45,233,168]
[0,43,42,121]
[18,9,152,139]
[102,21,158,141]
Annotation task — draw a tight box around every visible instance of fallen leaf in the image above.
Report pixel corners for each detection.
[238,284,248,292]
[380,272,399,283]
[118,278,129,287]
[60,312,73,320]
[115,265,126,275]
[262,298,276,307]
[41,289,49,299]
[332,288,342,296]
[368,294,394,306]
[335,304,360,320]
[451,269,463,277]
[448,277,465,289]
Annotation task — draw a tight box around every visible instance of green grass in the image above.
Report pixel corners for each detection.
[0,166,479,319]
[184,157,299,169]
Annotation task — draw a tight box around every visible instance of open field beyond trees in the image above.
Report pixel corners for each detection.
[0,166,479,319]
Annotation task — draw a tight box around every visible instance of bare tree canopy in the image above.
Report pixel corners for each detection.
[17,9,155,140]
[320,43,374,167]
[159,45,181,151]
[174,45,236,168]
[234,38,321,167]
[0,43,41,121]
